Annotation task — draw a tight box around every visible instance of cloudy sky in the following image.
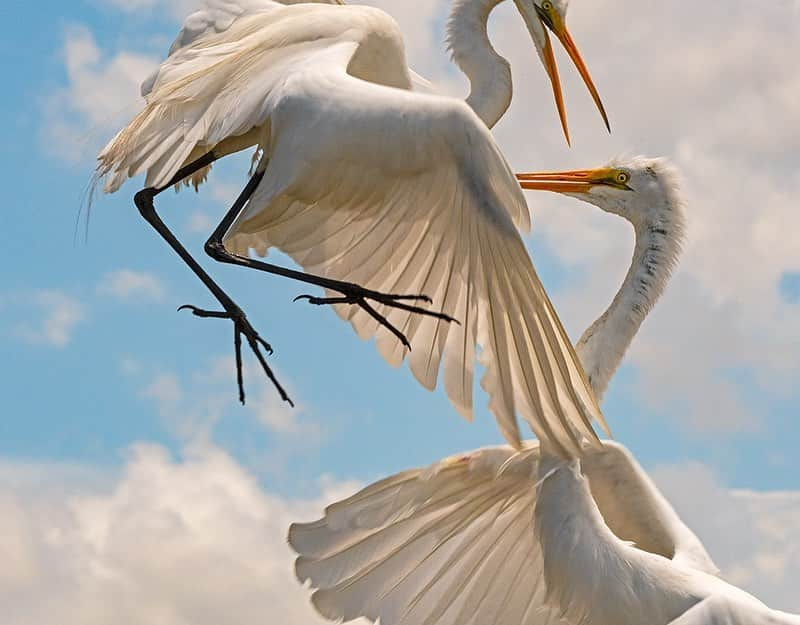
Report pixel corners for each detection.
[2,0,800,621]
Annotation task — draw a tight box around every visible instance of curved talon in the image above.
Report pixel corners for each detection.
[176,303,287,405]
[177,304,229,319]
[254,334,274,356]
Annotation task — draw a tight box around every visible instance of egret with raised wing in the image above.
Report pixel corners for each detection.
[96,0,611,453]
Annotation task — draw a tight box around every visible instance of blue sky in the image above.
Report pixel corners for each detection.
[3,0,797,491]
[2,0,800,621]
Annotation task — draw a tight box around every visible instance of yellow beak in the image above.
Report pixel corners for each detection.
[536,6,610,144]
[516,168,623,193]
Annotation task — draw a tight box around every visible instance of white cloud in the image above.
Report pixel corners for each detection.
[0,441,362,625]
[97,269,166,302]
[0,445,797,621]
[654,462,800,611]
[42,25,157,164]
[97,0,202,20]
[11,290,86,348]
[142,372,183,409]
[130,355,325,461]
[186,211,214,235]
[477,0,800,433]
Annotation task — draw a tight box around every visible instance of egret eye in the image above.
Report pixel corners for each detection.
[542,1,553,10]
[616,172,630,184]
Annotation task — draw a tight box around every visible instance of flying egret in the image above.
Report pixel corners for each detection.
[96,0,611,453]
[286,159,717,625]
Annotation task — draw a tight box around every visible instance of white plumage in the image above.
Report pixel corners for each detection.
[97,0,612,454]
[287,158,799,625]
[288,440,718,625]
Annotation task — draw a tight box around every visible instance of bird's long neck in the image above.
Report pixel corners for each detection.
[535,455,695,625]
[576,206,685,401]
[446,0,512,128]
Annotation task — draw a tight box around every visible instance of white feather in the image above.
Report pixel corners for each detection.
[289,441,719,625]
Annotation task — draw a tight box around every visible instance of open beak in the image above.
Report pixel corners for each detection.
[535,6,610,143]
[517,168,628,193]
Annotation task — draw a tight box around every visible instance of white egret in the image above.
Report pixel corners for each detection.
[517,156,686,401]
[96,0,611,453]
[286,158,722,625]
[531,454,800,625]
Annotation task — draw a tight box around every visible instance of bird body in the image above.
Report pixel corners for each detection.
[288,440,719,625]
[535,457,789,625]
[98,0,613,455]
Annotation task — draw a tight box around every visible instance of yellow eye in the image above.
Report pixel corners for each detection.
[616,171,630,184]
[542,1,553,10]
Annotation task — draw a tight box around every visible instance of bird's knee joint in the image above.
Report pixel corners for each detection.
[134,189,157,218]
[204,239,227,260]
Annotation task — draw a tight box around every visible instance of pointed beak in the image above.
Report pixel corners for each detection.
[536,6,610,140]
[517,168,625,193]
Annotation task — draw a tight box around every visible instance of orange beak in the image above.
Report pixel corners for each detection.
[536,6,610,143]
[516,168,625,193]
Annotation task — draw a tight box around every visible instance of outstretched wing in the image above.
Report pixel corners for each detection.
[141,0,345,97]
[226,48,606,453]
[288,446,560,625]
[97,3,605,452]
[98,3,365,193]
[289,441,720,625]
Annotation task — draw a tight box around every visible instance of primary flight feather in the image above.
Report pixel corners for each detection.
[97,0,611,453]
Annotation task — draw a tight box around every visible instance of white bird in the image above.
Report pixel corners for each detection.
[286,158,747,625]
[96,0,611,453]
[288,439,730,625]
[531,454,800,625]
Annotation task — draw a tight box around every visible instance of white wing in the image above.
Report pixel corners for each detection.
[288,446,559,625]
[226,47,606,453]
[141,0,344,97]
[668,596,800,625]
[289,441,717,625]
[97,5,606,452]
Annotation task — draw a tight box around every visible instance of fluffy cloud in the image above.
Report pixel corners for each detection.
[477,0,800,433]
[8,290,86,348]
[654,462,800,611]
[97,269,166,301]
[0,444,797,622]
[42,25,157,164]
[0,441,362,625]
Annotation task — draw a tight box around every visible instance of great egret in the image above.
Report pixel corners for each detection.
[532,455,800,625]
[517,156,686,400]
[286,158,716,625]
[96,0,611,453]
[288,440,727,625]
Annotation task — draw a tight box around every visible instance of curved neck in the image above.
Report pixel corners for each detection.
[576,211,684,400]
[446,0,512,128]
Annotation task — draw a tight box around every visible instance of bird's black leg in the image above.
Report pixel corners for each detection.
[135,152,291,407]
[204,171,458,350]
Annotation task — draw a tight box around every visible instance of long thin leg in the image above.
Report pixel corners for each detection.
[203,172,458,350]
[134,152,292,406]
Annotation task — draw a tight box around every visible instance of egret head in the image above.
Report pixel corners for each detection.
[512,0,608,145]
[516,157,686,230]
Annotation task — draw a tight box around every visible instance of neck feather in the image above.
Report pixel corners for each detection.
[576,205,685,400]
[446,0,511,128]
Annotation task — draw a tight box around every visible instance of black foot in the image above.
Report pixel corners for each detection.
[178,304,292,407]
[294,287,458,351]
